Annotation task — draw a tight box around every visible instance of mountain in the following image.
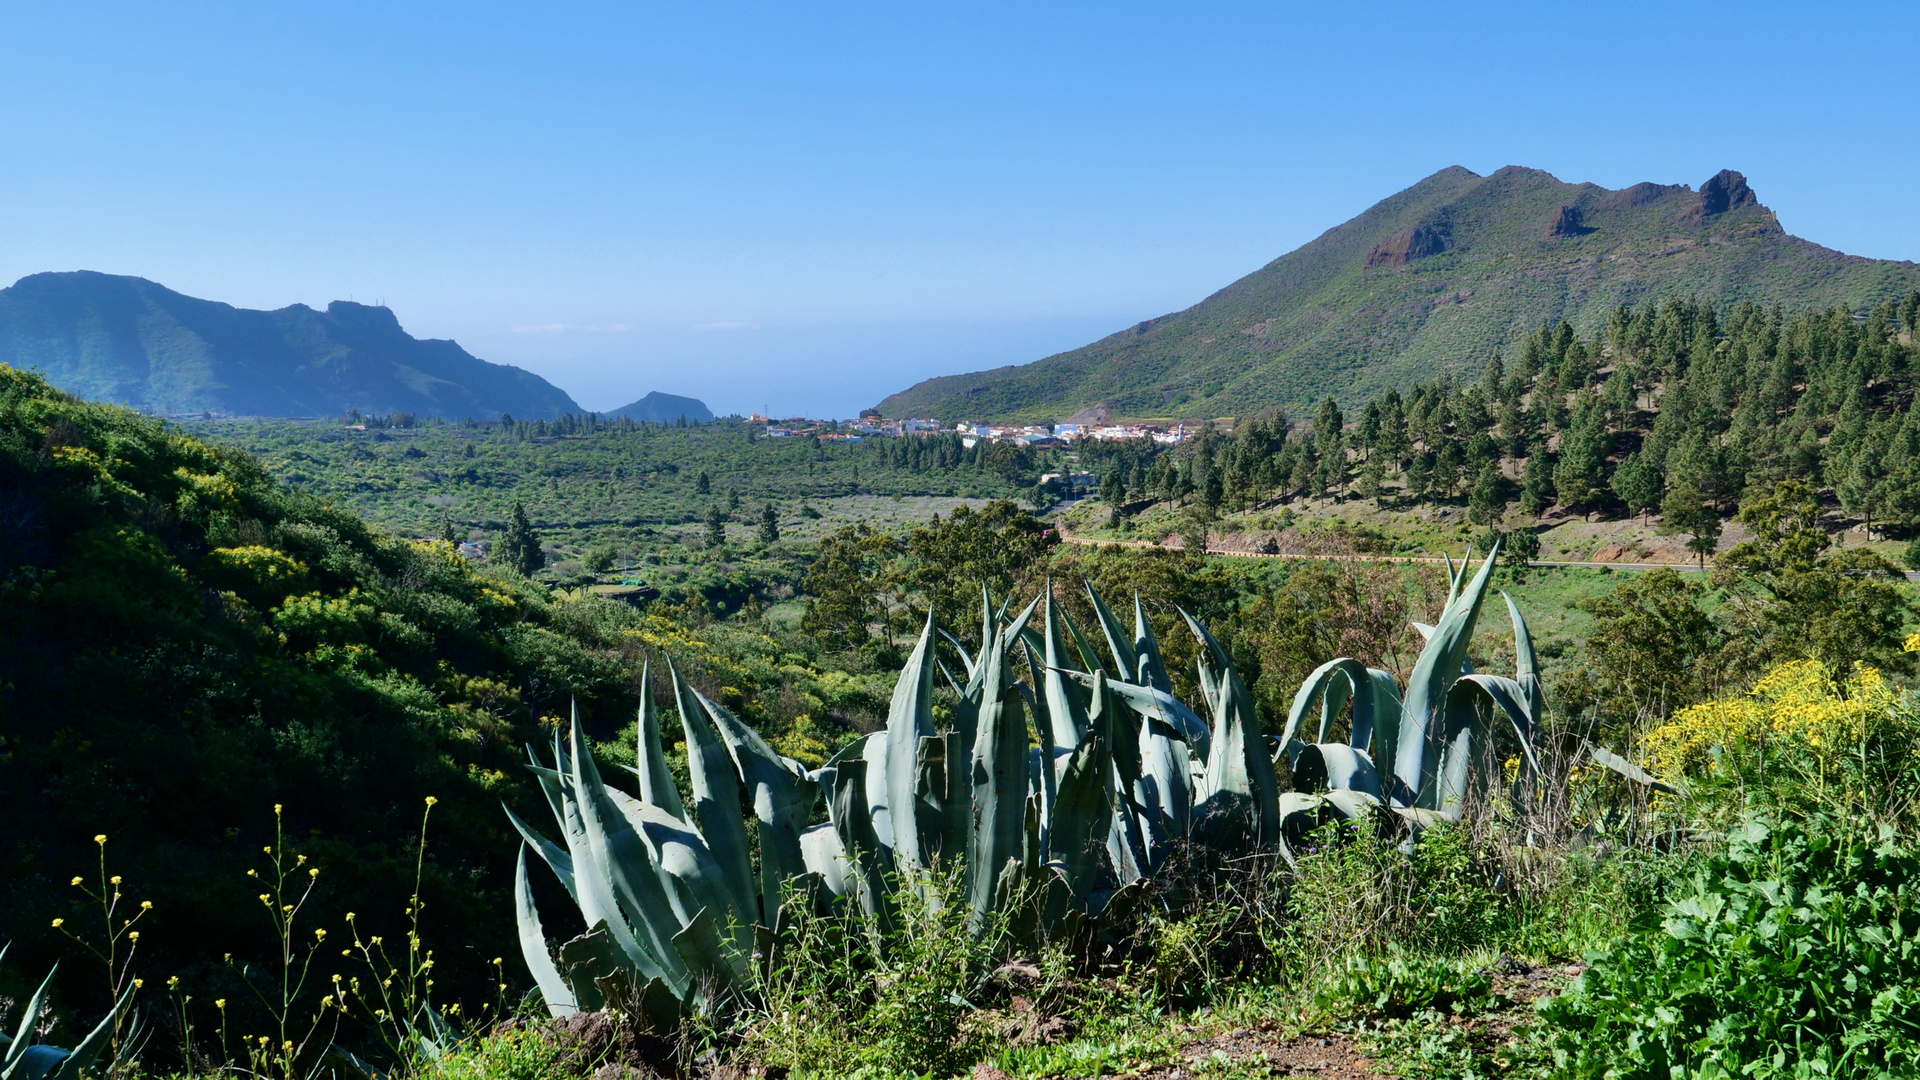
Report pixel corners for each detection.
[605,390,714,424]
[876,167,1920,422]
[0,271,581,418]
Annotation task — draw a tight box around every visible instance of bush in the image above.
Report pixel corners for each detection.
[1282,820,1509,979]
[1540,818,1920,1078]
[1643,659,1920,831]
[742,868,1001,1078]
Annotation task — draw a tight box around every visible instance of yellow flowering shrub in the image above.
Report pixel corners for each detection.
[173,466,241,518]
[1643,659,1899,783]
[197,545,309,606]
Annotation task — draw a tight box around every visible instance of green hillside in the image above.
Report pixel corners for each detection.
[876,166,1920,421]
[0,271,581,418]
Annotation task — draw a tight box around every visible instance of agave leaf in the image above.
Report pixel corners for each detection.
[885,613,939,872]
[1184,607,1280,848]
[798,824,849,897]
[828,757,897,929]
[45,987,128,1080]
[1041,582,1090,756]
[1429,680,1494,819]
[1397,541,1499,809]
[556,924,625,1013]
[515,846,580,1017]
[1409,620,1437,642]
[1291,744,1381,799]
[1501,591,1545,723]
[1062,604,1109,678]
[1087,669,1146,884]
[5,966,56,1073]
[1046,734,1113,917]
[696,689,809,914]
[1317,674,1352,746]
[1083,582,1139,681]
[1132,594,1172,692]
[633,659,686,818]
[672,662,757,923]
[968,613,1030,929]
[1453,673,1542,781]
[566,720,688,988]
[859,731,895,852]
[938,626,978,681]
[670,906,740,1002]
[1361,669,1403,762]
[913,734,952,867]
[1002,593,1043,649]
[503,802,578,903]
[1279,659,1376,765]
[607,788,751,965]
[1136,713,1193,862]
[1058,670,1209,751]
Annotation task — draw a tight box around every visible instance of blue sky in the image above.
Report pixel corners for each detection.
[3,2,1916,417]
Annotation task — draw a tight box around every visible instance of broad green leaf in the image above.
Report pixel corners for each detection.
[1084,581,1139,681]
[672,661,757,924]
[1047,734,1113,917]
[1185,607,1280,848]
[503,802,578,903]
[967,617,1030,929]
[607,787,751,966]
[885,613,938,872]
[1041,581,1090,756]
[514,846,580,1017]
[566,719,688,988]
[632,658,686,818]
[1398,542,1499,809]
[696,687,809,915]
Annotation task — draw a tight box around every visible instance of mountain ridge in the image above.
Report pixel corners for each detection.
[876,166,1920,422]
[0,271,582,419]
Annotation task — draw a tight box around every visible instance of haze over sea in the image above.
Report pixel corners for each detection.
[3,1,1917,417]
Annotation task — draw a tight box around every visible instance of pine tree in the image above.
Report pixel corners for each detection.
[1467,463,1509,526]
[705,503,727,548]
[1611,451,1664,522]
[1358,454,1386,507]
[758,503,780,544]
[500,501,545,576]
[1553,398,1610,519]
[696,471,711,495]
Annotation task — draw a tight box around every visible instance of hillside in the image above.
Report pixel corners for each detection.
[877,167,1920,421]
[606,389,714,423]
[0,271,581,418]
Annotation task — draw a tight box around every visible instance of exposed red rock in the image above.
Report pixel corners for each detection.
[1365,223,1450,268]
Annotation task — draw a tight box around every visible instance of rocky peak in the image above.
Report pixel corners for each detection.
[1691,169,1760,219]
[1546,205,1595,238]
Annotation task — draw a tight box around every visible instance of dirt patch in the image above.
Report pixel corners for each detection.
[1128,1027,1383,1079]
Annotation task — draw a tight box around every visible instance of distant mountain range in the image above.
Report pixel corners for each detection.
[0,272,585,419]
[605,391,714,424]
[877,167,1920,422]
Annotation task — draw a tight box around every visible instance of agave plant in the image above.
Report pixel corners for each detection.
[508,548,1622,1022]
[0,946,127,1080]
[509,581,1271,1023]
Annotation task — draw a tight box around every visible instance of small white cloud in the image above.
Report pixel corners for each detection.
[510,322,573,334]
[694,321,760,331]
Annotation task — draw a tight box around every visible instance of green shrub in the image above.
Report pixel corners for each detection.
[1283,820,1509,979]
[1541,818,1920,1078]
[1314,952,1495,1020]
[743,868,1001,1079]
